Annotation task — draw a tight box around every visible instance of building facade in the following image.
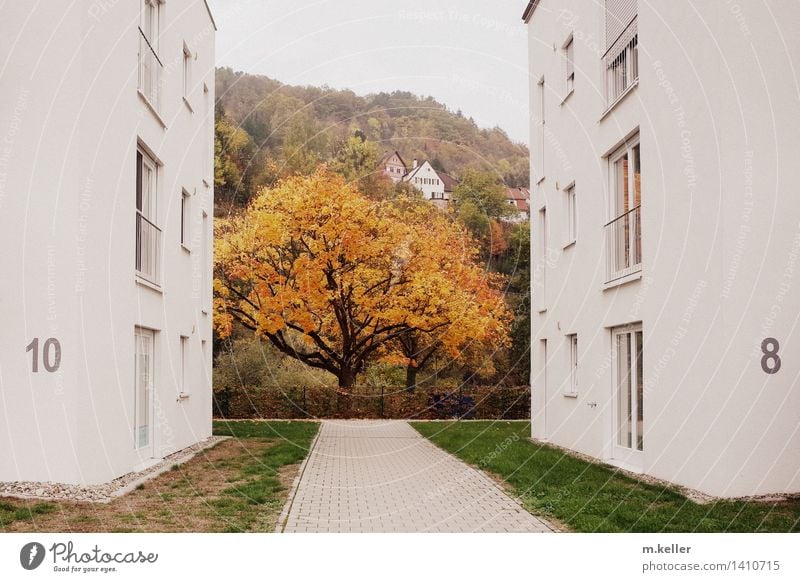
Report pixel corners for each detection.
[0,0,216,485]
[505,187,531,222]
[525,0,800,497]
[378,150,408,183]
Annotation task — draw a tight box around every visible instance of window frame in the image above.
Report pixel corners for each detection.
[604,133,642,283]
[136,147,162,285]
[562,35,575,99]
[566,333,578,397]
[180,189,191,249]
[535,76,546,184]
[564,182,577,246]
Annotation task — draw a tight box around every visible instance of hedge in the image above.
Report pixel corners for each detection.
[213,384,530,420]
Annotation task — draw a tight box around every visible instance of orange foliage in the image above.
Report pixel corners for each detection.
[214,167,510,388]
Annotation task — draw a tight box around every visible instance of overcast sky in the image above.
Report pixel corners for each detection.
[207,0,531,144]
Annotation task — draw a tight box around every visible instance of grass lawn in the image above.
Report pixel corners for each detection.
[411,420,800,533]
[0,420,318,533]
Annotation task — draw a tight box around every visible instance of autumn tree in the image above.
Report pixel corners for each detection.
[213,168,509,389]
[383,199,511,389]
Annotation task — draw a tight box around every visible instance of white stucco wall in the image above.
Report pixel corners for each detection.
[405,161,448,203]
[528,0,800,497]
[0,0,215,484]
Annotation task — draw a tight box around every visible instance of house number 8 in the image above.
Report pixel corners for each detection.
[760,338,781,374]
[25,337,61,373]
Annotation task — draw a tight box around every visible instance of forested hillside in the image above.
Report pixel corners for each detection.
[214,67,529,208]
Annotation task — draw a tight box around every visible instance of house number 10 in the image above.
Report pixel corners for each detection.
[26,338,61,373]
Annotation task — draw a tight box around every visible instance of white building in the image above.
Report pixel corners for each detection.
[403,160,457,209]
[0,0,216,485]
[525,0,800,497]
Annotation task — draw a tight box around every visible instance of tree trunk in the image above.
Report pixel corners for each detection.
[405,365,418,392]
[336,367,357,417]
[338,367,357,389]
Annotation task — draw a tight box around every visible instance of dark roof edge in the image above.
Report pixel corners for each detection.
[203,0,218,31]
[522,0,540,23]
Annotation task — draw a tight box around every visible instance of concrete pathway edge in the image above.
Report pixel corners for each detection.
[274,424,322,532]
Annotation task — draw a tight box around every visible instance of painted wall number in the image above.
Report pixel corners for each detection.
[25,337,61,373]
[761,337,781,374]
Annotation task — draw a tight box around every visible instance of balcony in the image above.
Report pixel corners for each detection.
[136,212,162,285]
[605,205,641,283]
[138,27,163,112]
[604,17,638,107]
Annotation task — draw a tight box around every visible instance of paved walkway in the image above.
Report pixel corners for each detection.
[279,420,554,533]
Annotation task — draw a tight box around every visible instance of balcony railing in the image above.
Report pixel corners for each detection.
[605,17,638,106]
[136,212,162,285]
[138,27,163,111]
[605,205,641,283]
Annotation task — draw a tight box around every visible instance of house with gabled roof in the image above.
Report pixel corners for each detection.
[378,151,408,183]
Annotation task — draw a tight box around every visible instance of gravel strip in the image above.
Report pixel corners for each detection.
[0,436,227,504]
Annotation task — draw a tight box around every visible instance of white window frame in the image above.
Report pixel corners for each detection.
[603,2,638,109]
[141,0,160,50]
[183,42,193,107]
[134,327,156,453]
[179,335,190,397]
[535,206,547,312]
[605,134,641,282]
[535,77,545,183]
[138,0,163,114]
[611,323,644,468]
[201,210,210,314]
[566,334,578,397]
[562,35,575,98]
[564,182,576,246]
[136,147,161,285]
[181,189,191,249]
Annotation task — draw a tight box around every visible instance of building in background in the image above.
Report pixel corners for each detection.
[378,154,460,209]
[0,0,216,485]
[377,150,408,183]
[524,0,800,497]
[505,187,530,222]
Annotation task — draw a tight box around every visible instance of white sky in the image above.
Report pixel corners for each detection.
[207,0,531,144]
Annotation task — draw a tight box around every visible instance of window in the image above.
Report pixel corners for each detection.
[180,336,188,395]
[567,334,578,395]
[563,36,575,95]
[181,190,190,247]
[183,43,192,102]
[141,0,159,48]
[535,77,545,182]
[138,0,163,110]
[201,211,209,313]
[613,324,644,460]
[134,327,155,450]
[535,207,547,311]
[565,184,577,244]
[605,136,641,282]
[203,84,211,183]
[604,0,638,106]
[136,148,161,284]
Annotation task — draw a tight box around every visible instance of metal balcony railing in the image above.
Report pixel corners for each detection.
[136,212,162,285]
[138,27,163,111]
[605,205,641,283]
[605,17,638,106]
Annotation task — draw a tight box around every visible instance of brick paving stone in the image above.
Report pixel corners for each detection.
[280,420,554,533]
